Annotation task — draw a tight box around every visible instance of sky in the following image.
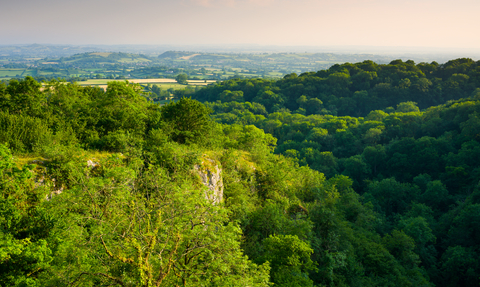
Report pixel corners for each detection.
[1,0,480,50]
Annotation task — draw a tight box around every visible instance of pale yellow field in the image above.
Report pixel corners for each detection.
[186,80,216,85]
[130,79,177,83]
[79,79,216,86]
[179,54,200,60]
[79,78,177,85]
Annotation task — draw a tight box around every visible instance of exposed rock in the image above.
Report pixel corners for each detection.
[87,159,99,168]
[46,185,63,201]
[195,158,223,204]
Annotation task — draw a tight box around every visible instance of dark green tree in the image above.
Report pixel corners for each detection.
[175,73,188,84]
[160,97,212,144]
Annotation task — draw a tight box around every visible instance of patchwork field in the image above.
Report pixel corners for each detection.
[78,78,216,86]
[0,69,24,78]
[74,78,216,91]
[80,78,177,85]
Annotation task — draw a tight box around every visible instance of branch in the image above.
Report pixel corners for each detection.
[101,236,135,264]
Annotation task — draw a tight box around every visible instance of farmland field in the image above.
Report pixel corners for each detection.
[78,78,215,86]
[80,78,177,85]
[0,69,24,79]
[73,79,215,91]
[91,83,190,91]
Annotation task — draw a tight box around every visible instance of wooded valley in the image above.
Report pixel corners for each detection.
[1,57,480,286]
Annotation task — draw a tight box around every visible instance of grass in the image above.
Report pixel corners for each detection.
[14,155,48,168]
[22,70,36,76]
[14,149,118,169]
[0,69,24,77]
[148,83,188,90]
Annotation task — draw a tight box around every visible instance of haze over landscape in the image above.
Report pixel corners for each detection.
[3,0,480,286]
[2,0,480,53]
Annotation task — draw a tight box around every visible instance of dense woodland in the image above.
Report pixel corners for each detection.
[1,57,480,287]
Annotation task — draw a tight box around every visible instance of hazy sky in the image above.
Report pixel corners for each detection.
[1,0,480,49]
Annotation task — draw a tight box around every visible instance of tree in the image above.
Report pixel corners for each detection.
[96,81,150,138]
[0,144,54,286]
[362,145,386,176]
[1,76,45,117]
[160,97,212,144]
[364,178,420,217]
[396,101,420,113]
[175,73,188,85]
[219,90,244,102]
[44,154,270,287]
[440,246,479,287]
[151,84,161,97]
[305,98,323,115]
[397,216,437,270]
[260,235,316,287]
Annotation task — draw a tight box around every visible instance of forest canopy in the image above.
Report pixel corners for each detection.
[1,57,480,286]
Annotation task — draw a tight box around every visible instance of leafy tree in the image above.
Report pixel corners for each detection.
[160,97,212,144]
[439,246,479,287]
[396,101,420,113]
[364,178,420,219]
[175,73,188,84]
[0,76,45,117]
[0,144,54,286]
[260,235,316,287]
[44,153,270,286]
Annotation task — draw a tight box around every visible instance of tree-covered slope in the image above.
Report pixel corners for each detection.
[2,72,480,286]
[189,58,480,287]
[194,58,480,116]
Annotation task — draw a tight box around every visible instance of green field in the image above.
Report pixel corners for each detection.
[0,69,24,78]
[79,79,177,85]
[148,83,188,90]
[117,57,151,63]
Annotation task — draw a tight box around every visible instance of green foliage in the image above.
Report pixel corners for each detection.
[261,234,316,287]
[194,58,480,116]
[2,65,480,286]
[0,76,45,117]
[0,144,54,286]
[192,72,480,285]
[0,112,52,152]
[175,73,188,84]
[160,97,212,144]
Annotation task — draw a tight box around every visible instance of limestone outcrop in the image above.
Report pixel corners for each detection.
[194,158,223,204]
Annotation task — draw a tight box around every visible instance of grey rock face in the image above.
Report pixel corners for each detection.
[194,159,223,204]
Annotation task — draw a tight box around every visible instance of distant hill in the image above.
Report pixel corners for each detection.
[50,52,153,64]
[0,44,109,58]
